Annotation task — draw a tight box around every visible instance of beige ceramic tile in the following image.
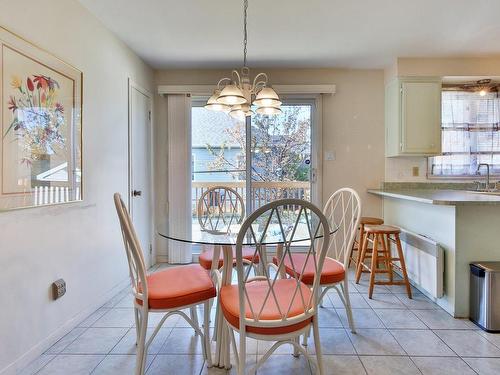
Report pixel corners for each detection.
[360,356,420,375]
[390,329,455,356]
[412,356,477,375]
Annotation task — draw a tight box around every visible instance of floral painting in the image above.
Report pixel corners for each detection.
[6,74,66,165]
[1,27,82,210]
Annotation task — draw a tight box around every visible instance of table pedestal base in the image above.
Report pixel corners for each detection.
[212,244,234,369]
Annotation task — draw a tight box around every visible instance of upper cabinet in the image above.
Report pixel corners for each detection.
[385,77,442,157]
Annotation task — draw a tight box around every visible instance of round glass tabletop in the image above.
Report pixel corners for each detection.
[158,209,337,246]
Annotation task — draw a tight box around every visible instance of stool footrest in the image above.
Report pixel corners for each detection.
[374,281,408,286]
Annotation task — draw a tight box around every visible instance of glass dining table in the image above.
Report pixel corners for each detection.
[158,214,335,369]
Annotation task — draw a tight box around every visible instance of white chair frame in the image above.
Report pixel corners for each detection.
[197,185,245,235]
[315,188,361,335]
[197,186,259,308]
[223,198,332,375]
[114,193,213,374]
[197,186,258,274]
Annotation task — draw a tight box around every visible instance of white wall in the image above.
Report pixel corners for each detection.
[386,156,432,182]
[154,68,386,260]
[0,1,154,373]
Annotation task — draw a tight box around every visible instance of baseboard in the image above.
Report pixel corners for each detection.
[156,254,168,263]
[0,277,130,375]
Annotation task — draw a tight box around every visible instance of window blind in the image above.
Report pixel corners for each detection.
[167,94,193,263]
[429,90,500,177]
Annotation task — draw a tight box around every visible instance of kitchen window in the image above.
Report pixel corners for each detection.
[428,89,500,177]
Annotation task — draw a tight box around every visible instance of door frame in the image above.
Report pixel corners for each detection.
[128,78,154,264]
[189,94,323,255]
[190,94,323,209]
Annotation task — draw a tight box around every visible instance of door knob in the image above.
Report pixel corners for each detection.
[132,190,142,197]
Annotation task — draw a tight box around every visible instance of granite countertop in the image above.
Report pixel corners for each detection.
[368,189,500,205]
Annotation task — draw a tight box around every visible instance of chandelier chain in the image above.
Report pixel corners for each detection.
[243,0,248,67]
[205,0,281,117]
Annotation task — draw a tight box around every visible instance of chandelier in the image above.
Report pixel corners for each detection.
[204,0,281,119]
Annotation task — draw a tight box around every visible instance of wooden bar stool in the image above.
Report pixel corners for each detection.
[348,217,384,267]
[355,224,412,299]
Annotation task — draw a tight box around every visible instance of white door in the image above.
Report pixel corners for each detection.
[129,81,152,267]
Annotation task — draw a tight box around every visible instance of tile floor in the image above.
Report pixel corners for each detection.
[19,264,500,374]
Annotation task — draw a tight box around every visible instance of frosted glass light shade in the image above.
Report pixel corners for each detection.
[229,104,253,119]
[256,106,282,115]
[253,87,281,107]
[217,84,247,106]
[204,92,230,112]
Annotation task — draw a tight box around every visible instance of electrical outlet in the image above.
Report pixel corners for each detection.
[412,166,419,177]
[52,279,66,300]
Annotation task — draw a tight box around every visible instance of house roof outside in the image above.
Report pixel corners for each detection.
[192,108,243,148]
[36,162,81,182]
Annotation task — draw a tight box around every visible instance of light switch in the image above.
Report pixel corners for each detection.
[324,151,335,161]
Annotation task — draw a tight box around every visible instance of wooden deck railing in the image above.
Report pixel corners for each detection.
[33,186,81,205]
[191,180,310,214]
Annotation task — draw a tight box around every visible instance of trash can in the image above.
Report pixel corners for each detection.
[470,262,500,332]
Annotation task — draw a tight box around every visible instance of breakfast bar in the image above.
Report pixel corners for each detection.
[369,188,500,318]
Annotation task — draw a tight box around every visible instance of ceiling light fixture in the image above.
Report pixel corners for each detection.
[458,79,497,96]
[477,79,491,96]
[204,0,281,118]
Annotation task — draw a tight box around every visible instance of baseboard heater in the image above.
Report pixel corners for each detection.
[391,228,444,299]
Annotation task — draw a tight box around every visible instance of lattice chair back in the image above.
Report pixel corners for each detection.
[323,188,361,268]
[197,186,245,234]
[114,193,148,304]
[234,198,331,330]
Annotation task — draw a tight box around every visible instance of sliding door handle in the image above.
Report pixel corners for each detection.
[132,190,142,197]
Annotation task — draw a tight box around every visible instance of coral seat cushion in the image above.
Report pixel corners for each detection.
[136,264,216,309]
[220,279,313,335]
[273,254,345,285]
[199,246,259,270]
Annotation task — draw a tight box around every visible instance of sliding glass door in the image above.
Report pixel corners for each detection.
[191,104,246,229]
[250,102,313,212]
[191,98,316,233]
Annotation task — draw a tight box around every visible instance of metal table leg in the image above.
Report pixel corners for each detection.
[213,244,233,368]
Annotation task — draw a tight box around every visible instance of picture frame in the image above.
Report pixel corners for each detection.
[0,26,82,211]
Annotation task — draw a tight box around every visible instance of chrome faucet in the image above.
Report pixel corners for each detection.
[476,163,491,191]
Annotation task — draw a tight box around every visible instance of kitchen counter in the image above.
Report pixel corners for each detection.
[370,186,500,318]
[368,189,500,205]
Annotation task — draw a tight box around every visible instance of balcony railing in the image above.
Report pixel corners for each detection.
[191,180,310,215]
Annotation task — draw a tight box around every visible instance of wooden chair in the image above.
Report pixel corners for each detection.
[219,199,331,375]
[274,188,361,340]
[197,186,259,273]
[348,217,384,267]
[114,193,215,374]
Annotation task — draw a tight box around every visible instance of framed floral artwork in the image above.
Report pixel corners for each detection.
[0,27,82,211]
